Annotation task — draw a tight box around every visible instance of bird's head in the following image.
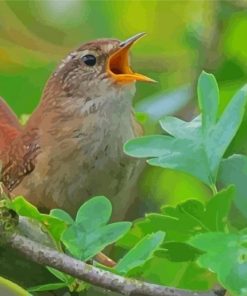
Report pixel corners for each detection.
[51,33,154,99]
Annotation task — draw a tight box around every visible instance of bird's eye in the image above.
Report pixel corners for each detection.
[82,54,96,66]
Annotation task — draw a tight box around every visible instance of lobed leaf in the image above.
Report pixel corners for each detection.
[206,85,247,174]
[198,71,219,134]
[219,154,247,219]
[189,231,247,295]
[115,231,165,274]
[62,221,131,261]
[50,209,74,225]
[124,135,175,158]
[75,196,112,231]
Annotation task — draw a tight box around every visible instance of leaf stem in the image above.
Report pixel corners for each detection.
[210,183,218,195]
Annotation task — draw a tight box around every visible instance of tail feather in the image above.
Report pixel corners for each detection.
[0,97,21,130]
[0,97,22,151]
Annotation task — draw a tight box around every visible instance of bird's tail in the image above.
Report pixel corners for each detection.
[0,97,22,151]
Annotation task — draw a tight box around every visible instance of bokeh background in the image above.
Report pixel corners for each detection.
[1,0,247,213]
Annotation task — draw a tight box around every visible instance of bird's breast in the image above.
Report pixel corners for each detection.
[12,88,143,219]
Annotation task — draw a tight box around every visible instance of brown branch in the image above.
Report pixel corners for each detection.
[4,231,221,296]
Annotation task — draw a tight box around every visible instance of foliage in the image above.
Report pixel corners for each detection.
[190,232,247,296]
[5,196,164,293]
[61,196,132,261]
[1,1,247,294]
[122,72,247,295]
[1,72,246,296]
[1,72,247,295]
[125,71,247,192]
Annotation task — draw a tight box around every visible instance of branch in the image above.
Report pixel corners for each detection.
[5,231,221,296]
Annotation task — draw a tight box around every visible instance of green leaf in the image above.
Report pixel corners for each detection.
[159,115,201,139]
[75,196,112,231]
[147,139,211,185]
[28,282,67,292]
[115,231,165,274]
[62,222,131,261]
[206,85,247,173]
[202,186,234,231]
[124,72,247,190]
[118,188,233,252]
[189,232,247,295]
[46,267,73,284]
[40,214,67,242]
[157,242,203,262]
[8,196,41,221]
[124,135,175,158]
[219,154,247,219]
[50,209,74,225]
[139,256,216,290]
[7,196,67,242]
[198,71,219,133]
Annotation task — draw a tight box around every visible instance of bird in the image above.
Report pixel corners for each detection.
[0,33,154,221]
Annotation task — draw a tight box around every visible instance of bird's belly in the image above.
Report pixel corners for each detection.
[12,137,143,220]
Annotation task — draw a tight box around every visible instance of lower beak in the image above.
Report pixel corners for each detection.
[107,33,155,83]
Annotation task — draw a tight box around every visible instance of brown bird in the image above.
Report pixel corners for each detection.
[0,33,153,221]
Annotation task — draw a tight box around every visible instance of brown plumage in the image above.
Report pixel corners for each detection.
[0,34,152,220]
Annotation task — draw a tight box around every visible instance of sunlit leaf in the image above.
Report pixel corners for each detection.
[189,232,247,295]
[115,231,165,274]
[124,135,175,158]
[62,221,131,261]
[198,71,219,134]
[219,154,247,219]
[75,196,112,231]
[125,72,247,190]
[50,209,74,225]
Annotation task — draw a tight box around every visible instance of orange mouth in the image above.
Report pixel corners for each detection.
[107,33,155,83]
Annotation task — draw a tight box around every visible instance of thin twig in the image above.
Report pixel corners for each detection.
[5,232,221,296]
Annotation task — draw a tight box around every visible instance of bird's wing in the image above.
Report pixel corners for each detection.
[0,97,22,151]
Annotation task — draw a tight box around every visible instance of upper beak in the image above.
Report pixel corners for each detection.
[107,32,156,83]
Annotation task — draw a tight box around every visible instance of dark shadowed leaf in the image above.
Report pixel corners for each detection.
[46,267,73,284]
[28,283,67,292]
[157,242,203,262]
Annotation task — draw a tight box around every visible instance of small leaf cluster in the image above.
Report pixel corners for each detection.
[2,72,247,295]
[7,196,164,293]
[125,71,247,193]
[123,71,247,295]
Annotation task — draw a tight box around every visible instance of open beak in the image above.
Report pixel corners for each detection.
[107,32,155,83]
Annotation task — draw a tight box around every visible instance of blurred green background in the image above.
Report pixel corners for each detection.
[1,0,247,212]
